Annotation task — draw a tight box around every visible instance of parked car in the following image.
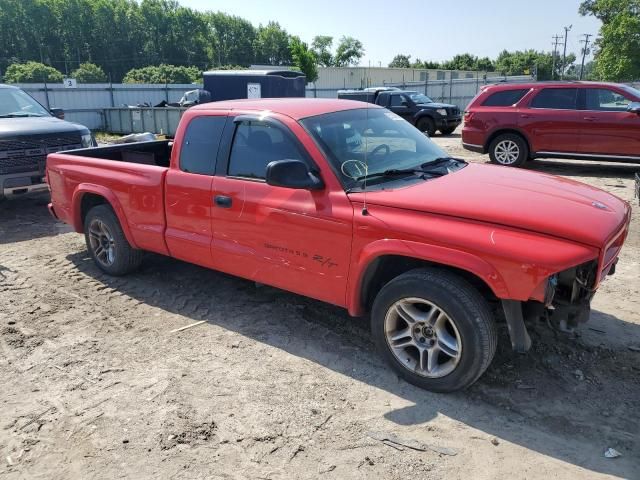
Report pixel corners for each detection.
[338,88,462,135]
[46,98,630,392]
[0,84,95,201]
[462,81,640,167]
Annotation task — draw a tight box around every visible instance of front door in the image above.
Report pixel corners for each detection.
[578,87,640,158]
[210,114,353,307]
[388,93,414,122]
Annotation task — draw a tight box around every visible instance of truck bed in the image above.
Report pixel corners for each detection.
[46,140,171,256]
[61,140,172,167]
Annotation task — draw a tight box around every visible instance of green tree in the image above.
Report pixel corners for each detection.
[442,53,478,71]
[123,64,200,84]
[411,58,441,69]
[4,61,64,83]
[254,21,291,65]
[334,36,364,67]
[311,36,334,67]
[495,50,574,80]
[289,36,318,83]
[70,62,107,83]
[580,0,640,80]
[207,12,257,66]
[388,54,412,68]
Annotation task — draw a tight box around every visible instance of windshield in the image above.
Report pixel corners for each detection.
[0,88,50,117]
[620,84,640,101]
[408,93,434,104]
[301,108,458,190]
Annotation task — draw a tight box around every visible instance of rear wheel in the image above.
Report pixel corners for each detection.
[84,204,143,276]
[371,268,497,392]
[439,126,456,135]
[489,133,528,167]
[416,117,436,136]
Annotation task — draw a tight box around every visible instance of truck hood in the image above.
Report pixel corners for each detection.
[416,102,457,109]
[348,163,629,247]
[0,116,88,137]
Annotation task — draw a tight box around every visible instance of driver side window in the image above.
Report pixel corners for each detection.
[390,95,405,107]
[227,121,306,180]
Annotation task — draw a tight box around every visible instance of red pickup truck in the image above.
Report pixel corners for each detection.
[46,99,631,392]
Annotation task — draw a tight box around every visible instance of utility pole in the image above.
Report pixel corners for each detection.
[551,34,563,80]
[579,33,593,80]
[561,25,572,79]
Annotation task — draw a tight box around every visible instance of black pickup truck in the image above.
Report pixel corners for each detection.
[338,87,461,136]
[0,84,95,201]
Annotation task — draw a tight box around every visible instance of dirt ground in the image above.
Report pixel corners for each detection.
[1,131,639,480]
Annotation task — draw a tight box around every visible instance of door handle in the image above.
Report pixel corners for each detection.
[583,116,597,121]
[520,114,531,119]
[214,195,232,208]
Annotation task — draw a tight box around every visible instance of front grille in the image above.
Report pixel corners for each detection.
[448,107,460,116]
[0,133,81,175]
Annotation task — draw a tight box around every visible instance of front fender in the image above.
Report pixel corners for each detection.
[346,238,509,317]
[71,183,139,249]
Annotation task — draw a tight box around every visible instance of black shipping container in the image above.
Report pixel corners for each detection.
[203,70,306,101]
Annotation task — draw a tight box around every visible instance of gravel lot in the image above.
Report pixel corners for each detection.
[1,131,639,479]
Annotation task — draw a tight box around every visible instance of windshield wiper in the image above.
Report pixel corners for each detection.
[420,157,466,170]
[0,112,44,118]
[355,168,447,183]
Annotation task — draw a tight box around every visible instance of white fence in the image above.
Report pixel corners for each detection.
[16,77,638,133]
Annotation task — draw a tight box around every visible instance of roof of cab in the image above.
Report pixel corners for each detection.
[191,98,382,120]
[482,80,627,91]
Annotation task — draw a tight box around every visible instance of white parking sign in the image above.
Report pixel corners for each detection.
[247,83,261,99]
[63,78,77,88]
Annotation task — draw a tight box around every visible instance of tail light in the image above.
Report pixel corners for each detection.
[463,111,474,123]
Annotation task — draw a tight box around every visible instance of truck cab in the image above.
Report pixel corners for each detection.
[0,84,94,201]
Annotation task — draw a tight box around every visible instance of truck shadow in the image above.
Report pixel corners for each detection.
[0,194,72,245]
[66,251,639,477]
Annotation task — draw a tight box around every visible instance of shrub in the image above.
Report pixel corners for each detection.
[122,64,201,84]
[70,62,107,83]
[4,62,64,83]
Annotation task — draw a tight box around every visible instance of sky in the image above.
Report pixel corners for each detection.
[181,0,601,66]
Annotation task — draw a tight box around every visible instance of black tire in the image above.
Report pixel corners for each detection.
[488,133,528,167]
[439,126,456,135]
[371,268,497,393]
[416,117,436,136]
[84,204,143,276]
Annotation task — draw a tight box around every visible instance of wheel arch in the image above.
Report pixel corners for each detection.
[485,128,532,155]
[347,242,509,317]
[71,185,139,249]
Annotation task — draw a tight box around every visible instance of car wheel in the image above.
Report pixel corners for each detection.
[489,133,528,167]
[84,204,143,276]
[439,127,456,135]
[371,268,497,393]
[416,117,436,136]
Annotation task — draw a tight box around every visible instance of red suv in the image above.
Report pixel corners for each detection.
[462,81,640,167]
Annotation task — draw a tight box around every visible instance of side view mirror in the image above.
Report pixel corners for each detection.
[50,108,65,120]
[627,102,640,114]
[266,159,324,190]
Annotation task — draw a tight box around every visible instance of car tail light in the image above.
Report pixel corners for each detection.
[463,111,474,123]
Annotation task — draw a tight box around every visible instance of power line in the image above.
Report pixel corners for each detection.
[561,25,572,80]
[579,33,593,80]
[551,34,564,80]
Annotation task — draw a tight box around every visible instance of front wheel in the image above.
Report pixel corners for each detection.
[488,133,528,167]
[416,117,436,136]
[84,204,143,276]
[371,268,497,392]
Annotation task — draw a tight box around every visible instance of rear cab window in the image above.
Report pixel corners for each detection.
[482,89,529,107]
[530,88,579,110]
[180,116,227,175]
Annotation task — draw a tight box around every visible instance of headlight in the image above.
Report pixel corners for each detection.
[436,108,448,116]
[81,133,95,148]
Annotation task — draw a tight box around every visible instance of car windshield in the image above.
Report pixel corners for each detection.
[301,108,464,190]
[619,84,640,100]
[409,93,434,104]
[0,88,50,118]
